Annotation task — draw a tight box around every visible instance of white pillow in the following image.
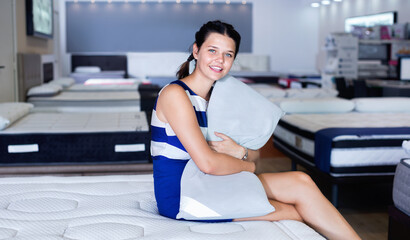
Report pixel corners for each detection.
[354,97,410,112]
[285,88,338,98]
[74,66,101,73]
[206,75,284,150]
[250,84,287,99]
[177,160,275,220]
[280,98,355,114]
[27,84,62,97]
[0,102,33,130]
[49,77,75,88]
[176,75,282,221]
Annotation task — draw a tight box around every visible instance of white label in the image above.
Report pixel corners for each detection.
[8,144,39,153]
[115,144,145,152]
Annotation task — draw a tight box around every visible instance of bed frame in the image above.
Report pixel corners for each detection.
[273,137,395,207]
[17,53,43,102]
[71,55,128,78]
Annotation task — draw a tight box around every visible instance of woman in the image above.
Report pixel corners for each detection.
[151,20,360,240]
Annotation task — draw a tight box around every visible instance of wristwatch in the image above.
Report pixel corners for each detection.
[241,147,248,161]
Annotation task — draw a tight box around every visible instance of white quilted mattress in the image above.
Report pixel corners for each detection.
[1,112,148,134]
[0,174,324,240]
[67,83,139,92]
[27,92,141,112]
[275,112,410,172]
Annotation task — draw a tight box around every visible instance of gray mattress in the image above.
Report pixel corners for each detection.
[393,158,410,216]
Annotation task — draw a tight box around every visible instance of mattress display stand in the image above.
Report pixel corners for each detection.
[274,137,394,207]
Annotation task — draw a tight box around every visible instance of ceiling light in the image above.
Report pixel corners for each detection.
[321,0,330,5]
[334,0,342,2]
[311,2,320,7]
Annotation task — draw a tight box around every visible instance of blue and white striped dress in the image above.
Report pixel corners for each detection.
[150,80,208,219]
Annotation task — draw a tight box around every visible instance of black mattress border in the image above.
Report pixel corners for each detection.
[0,131,151,166]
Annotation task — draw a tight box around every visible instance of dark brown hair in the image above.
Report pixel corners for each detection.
[176,20,241,79]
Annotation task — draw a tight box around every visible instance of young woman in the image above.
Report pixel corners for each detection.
[151,20,360,240]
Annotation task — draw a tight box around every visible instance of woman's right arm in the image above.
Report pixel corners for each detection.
[156,84,255,175]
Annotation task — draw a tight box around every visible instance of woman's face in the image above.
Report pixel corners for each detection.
[193,32,236,82]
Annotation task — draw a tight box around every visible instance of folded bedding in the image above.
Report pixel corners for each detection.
[0,102,33,130]
[393,158,410,216]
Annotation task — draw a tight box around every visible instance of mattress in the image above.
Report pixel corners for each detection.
[27,91,141,112]
[393,159,410,216]
[70,70,126,84]
[0,112,150,166]
[274,112,410,176]
[67,83,139,92]
[0,174,324,240]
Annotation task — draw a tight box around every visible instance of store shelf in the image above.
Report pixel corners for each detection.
[359,39,410,44]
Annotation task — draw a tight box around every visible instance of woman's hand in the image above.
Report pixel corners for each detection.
[208,132,246,159]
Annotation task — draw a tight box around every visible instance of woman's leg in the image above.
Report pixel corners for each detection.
[235,171,360,240]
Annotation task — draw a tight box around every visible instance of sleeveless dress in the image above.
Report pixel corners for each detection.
[150,80,208,219]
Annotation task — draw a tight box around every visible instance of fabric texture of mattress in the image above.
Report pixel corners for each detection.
[0,174,324,240]
[70,70,126,84]
[0,112,150,165]
[393,159,410,216]
[67,83,139,92]
[274,112,410,176]
[27,91,141,112]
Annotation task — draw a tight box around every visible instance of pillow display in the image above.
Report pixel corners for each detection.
[74,66,101,73]
[285,88,338,98]
[249,84,287,99]
[177,75,282,221]
[280,98,354,114]
[27,84,62,97]
[177,159,275,220]
[49,77,75,88]
[206,75,284,150]
[0,102,33,130]
[354,97,410,112]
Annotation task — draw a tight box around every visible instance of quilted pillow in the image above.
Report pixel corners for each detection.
[353,97,410,112]
[177,160,275,220]
[206,75,284,150]
[74,66,101,73]
[49,77,75,89]
[0,102,33,130]
[27,84,62,97]
[176,75,282,221]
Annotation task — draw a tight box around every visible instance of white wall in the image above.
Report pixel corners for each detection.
[59,0,320,77]
[252,0,319,74]
[317,0,410,70]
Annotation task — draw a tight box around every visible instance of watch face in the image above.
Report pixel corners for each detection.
[33,0,52,35]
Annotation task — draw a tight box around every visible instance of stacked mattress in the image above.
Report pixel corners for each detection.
[0,174,324,240]
[0,111,150,166]
[393,159,410,216]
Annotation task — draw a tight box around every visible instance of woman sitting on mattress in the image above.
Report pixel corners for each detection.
[150,20,360,240]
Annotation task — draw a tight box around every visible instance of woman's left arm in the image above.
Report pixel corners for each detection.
[208,132,260,162]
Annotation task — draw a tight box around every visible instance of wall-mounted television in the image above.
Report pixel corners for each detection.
[345,11,397,33]
[26,0,53,39]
